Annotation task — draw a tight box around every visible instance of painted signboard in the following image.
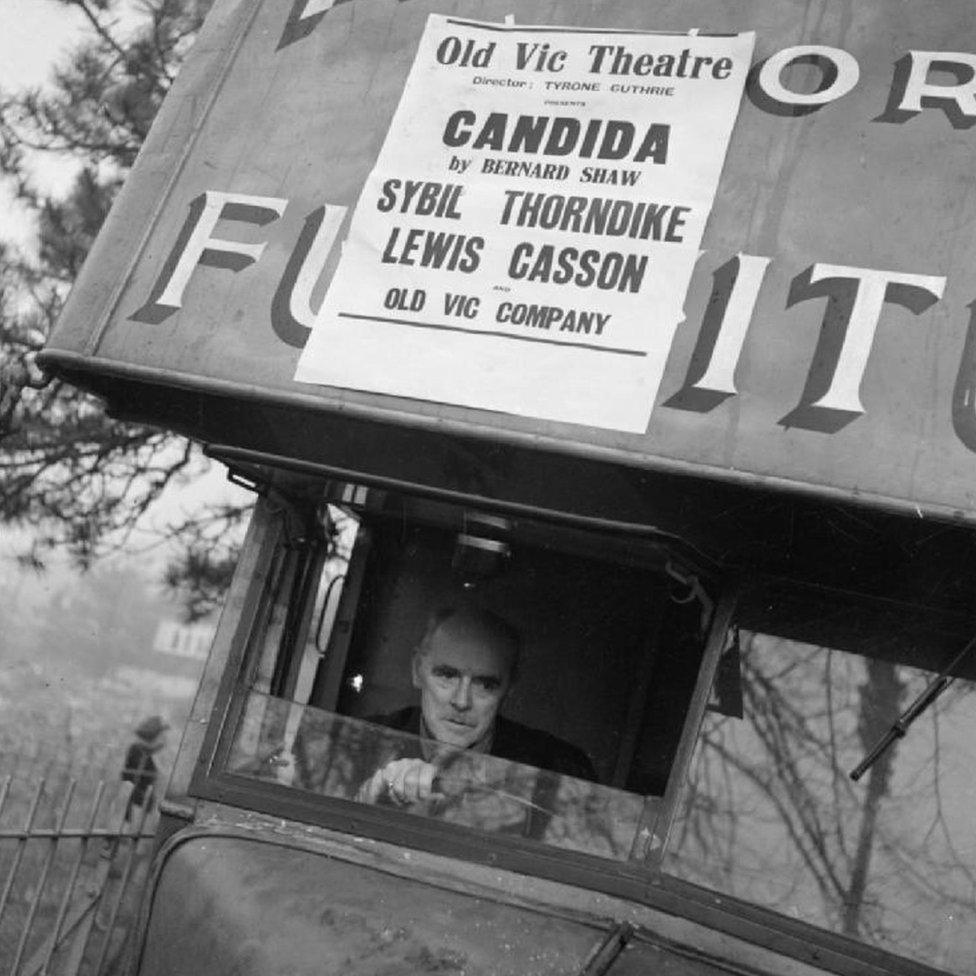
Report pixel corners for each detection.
[295,17,754,431]
[38,0,976,521]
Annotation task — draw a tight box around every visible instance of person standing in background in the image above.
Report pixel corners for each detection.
[121,715,169,823]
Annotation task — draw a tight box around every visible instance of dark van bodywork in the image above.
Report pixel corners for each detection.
[40,0,976,974]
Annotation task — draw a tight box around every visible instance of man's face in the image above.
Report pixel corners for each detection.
[412,621,513,750]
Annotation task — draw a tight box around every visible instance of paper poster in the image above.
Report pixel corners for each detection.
[295,15,754,432]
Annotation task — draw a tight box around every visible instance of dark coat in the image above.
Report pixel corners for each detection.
[121,741,158,817]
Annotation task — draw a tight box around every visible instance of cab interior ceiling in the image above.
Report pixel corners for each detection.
[222,451,976,681]
[88,362,969,586]
[70,366,976,650]
[342,489,684,574]
[214,451,710,577]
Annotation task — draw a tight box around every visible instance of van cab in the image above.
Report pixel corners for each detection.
[39,0,976,973]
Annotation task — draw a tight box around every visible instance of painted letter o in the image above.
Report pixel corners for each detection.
[757,45,859,107]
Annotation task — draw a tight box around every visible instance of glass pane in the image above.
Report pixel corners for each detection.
[229,690,654,862]
[249,505,358,699]
[665,632,976,973]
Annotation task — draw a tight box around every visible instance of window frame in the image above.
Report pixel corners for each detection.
[662,621,976,976]
[190,498,733,873]
[186,499,956,976]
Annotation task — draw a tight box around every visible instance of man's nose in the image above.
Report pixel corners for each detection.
[450,676,473,709]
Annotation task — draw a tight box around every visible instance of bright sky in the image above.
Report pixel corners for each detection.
[1,0,87,88]
[0,1,86,247]
[0,0,252,574]
[0,0,145,248]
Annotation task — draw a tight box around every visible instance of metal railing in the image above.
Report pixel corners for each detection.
[0,761,159,976]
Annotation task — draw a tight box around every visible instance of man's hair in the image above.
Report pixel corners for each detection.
[416,605,521,682]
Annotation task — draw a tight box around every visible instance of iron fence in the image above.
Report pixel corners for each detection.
[0,753,159,976]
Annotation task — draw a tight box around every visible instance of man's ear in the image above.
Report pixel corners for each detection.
[411,651,424,690]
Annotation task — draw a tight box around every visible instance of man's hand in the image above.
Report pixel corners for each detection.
[357,758,442,806]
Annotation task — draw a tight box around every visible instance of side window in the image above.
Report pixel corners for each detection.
[664,628,976,973]
[219,497,720,865]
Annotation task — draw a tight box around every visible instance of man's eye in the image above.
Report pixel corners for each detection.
[432,667,459,679]
[475,678,501,692]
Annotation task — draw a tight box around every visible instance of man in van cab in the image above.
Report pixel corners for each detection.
[357,605,596,806]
